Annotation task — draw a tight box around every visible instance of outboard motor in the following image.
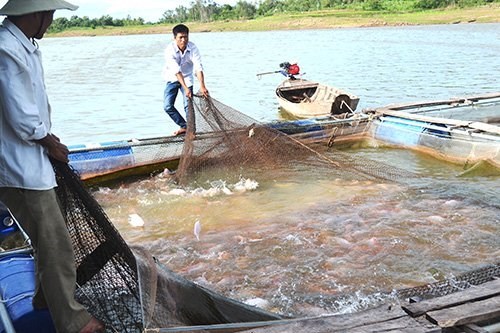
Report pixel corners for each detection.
[331,94,353,115]
[279,61,301,80]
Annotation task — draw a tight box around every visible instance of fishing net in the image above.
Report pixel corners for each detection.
[175,96,416,186]
[53,159,142,332]
[396,261,500,300]
[52,160,281,333]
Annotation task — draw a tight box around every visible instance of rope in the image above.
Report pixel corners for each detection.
[0,293,32,304]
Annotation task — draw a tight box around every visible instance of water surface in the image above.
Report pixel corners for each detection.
[40,23,500,144]
[38,24,500,316]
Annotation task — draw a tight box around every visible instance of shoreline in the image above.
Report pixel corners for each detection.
[48,4,500,37]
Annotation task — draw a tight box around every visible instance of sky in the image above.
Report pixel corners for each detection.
[0,0,241,22]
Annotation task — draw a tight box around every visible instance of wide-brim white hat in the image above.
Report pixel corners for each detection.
[0,0,78,16]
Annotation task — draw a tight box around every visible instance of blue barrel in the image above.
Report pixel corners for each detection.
[0,254,55,333]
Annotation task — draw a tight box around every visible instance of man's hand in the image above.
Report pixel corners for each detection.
[36,134,69,163]
[199,85,209,98]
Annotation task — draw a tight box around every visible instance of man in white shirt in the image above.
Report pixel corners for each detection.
[162,24,209,135]
[0,0,104,332]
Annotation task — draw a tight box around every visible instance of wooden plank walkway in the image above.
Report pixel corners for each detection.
[403,279,500,317]
[236,305,439,333]
[243,278,500,333]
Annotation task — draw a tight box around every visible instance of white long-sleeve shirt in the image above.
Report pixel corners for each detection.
[162,40,204,87]
[0,19,56,190]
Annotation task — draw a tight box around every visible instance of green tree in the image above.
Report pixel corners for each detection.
[212,4,234,20]
[97,15,114,26]
[414,0,454,9]
[49,17,69,32]
[363,0,384,10]
[160,5,189,23]
[257,0,285,16]
[283,0,324,11]
[320,0,347,8]
[47,0,499,33]
[234,1,257,19]
[78,16,92,27]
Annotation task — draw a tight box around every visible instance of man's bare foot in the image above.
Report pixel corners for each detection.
[173,128,187,136]
[79,317,105,333]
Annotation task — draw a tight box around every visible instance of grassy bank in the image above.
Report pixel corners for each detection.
[49,3,500,37]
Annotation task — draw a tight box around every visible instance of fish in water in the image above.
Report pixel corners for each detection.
[194,220,201,241]
[128,213,145,227]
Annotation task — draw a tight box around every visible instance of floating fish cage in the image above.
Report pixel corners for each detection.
[365,92,500,169]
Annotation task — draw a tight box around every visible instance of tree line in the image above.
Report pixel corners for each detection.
[48,0,497,32]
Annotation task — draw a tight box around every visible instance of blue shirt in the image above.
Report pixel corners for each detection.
[162,40,204,87]
[0,19,57,190]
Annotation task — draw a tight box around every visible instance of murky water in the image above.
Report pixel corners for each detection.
[37,24,500,316]
[90,146,499,316]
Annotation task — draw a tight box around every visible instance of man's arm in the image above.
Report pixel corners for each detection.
[196,70,209,97]
[1,48,68,163]
[176,72,192,99]
[191,44,208,97]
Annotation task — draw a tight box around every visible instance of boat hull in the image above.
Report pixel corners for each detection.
[69,115,371,185]
[275,79,360,118]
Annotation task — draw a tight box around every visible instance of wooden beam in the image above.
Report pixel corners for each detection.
[226,305,435,333]
[469,122,500,135]
[460,323,489,333]
[403,279,500,317]
[426,296,500,328]
[374,92,500,112]
[375,110,471,127]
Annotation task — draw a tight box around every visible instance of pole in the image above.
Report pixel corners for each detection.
[0,296,16,333]
[256,70,281,78]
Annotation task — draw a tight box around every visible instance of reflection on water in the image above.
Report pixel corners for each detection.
[92,148,500,316]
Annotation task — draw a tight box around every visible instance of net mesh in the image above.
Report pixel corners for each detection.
[396,261,500,300]
[175,96,415,186]
[53,160,142,332]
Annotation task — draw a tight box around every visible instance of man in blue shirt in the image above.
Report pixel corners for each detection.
[162,24,209,135]
[0,0,104,332]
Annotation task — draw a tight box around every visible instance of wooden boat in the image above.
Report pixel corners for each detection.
[68,114,372,186]
[364,92,500,170]
[275,78,360,118]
